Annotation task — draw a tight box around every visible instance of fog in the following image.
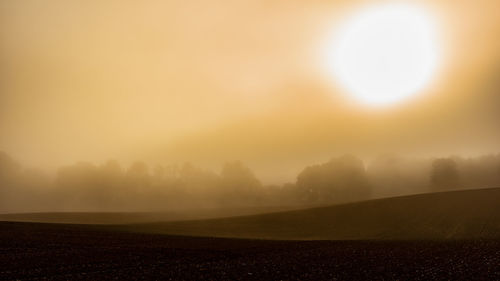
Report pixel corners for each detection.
[1,151,499,213]
[1,0,500,183]
[1,0,500,213]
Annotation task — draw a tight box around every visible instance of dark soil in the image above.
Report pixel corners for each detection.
[1,222,499,280]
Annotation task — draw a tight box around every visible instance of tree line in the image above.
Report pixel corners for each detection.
[0,151,499,212]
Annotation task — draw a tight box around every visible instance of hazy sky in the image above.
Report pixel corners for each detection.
[1,0,500,183]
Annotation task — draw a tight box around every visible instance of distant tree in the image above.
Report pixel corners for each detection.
[0,152,22,211]
[127,161,149,177]
[280,182,302,205]
[126,161,151,190]
[101,160,122,178]
[56,162,97,190]
[152,164,165,183]
[98,160,123,207]
[297,155,371,204]
[56,162,110,209]
[0,151,21,183]
[430,158,460,191]
[296,164,324,203]
[497,153,500,179]
[178,162,220,195]
[219,161,262,205]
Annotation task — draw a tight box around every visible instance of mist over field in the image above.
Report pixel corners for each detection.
[1,150,499,213]
[1,0,500,183]
[1,1,500,214]
[0,0,499,228]
[2,1,500,279]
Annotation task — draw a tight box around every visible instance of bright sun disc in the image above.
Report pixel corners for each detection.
[327,4,441,106]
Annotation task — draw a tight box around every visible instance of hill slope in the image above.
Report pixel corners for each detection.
[118,188,500,240]
[0,206,298,224]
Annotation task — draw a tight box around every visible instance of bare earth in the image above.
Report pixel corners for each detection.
[2,188,500,280]
[1,221,499,280]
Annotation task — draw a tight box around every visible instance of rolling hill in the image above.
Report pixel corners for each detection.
[1,188,499,240]
[0,206,299,224]
[115,187,500,240]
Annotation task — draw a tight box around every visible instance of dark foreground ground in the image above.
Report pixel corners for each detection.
[1,222,499,280]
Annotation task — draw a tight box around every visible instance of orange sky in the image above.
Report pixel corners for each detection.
[1,0,500,183]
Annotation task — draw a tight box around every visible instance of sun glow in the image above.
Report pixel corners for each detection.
[326,4,441,107]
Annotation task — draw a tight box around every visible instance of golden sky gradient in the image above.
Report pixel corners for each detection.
[1,0,500,183]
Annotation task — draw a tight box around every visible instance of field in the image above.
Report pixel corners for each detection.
[116,187,500,240]
[1,222,499,280]
[0,205,299,225]
[1,188,500,280]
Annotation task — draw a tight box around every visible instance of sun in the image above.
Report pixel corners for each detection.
[326,4,441,107]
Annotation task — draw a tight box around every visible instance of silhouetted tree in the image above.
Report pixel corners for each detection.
[0,151,21,184]
[220,161,262,205]
[177,162,220,198]
[4,148,500,213]
[0,152,22,211]
[430,158,460,191]
[56,162,118,209]
[297,155,371,204]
